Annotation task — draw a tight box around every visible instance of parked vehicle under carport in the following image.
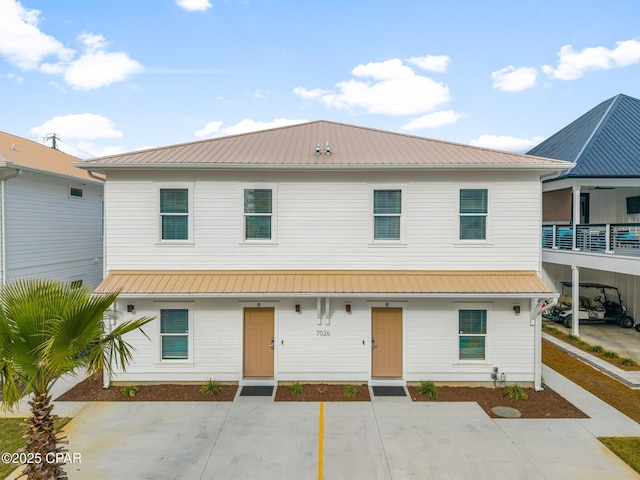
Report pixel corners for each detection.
[543,282,635,329]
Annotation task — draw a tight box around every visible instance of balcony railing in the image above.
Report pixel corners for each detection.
[542,223,640,256]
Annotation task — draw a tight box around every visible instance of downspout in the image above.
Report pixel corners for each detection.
[1,168,22,285]
[531,297,559,391]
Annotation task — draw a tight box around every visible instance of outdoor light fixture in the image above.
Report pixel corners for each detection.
[295,304,301,313]
[513,305,521,315]
[127,304,135,313]
[345,304,351,313]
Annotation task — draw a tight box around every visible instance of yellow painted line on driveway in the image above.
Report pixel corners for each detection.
[318,401,324,480]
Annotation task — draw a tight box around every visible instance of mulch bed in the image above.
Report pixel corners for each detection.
[407,385,588,419]
[275,383,370,402]
[55,374,238,402]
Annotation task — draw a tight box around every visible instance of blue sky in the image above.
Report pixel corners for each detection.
[2,0,640,159]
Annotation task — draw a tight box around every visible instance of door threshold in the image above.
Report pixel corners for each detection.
[241,378,276,386]
[369,378,405,387]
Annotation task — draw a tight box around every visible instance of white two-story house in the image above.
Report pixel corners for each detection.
[79,121,568,389]
[0,131,104,288]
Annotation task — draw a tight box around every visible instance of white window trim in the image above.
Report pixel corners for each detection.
[369,185,406,245]
[240,183,278,245]
[155,302,194,364]
[454,183,493,245]
[156,183,194,245]
[453,302,491,364]
[68,185,84,199]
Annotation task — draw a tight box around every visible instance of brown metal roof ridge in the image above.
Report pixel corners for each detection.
[74,120,572,171]
[95,270,553,297]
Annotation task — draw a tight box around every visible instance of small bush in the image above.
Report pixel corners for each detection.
[577,340,589,348]
[343,385,358,398]
[604,350,619,359]
[418,381,439,399]
[590,345,604,353]
[290,381,304,397]
[503,384,528,401]
[201,379,220,396]
[566,334,579,342]
[121,385,138,397]
[620,357,639,367]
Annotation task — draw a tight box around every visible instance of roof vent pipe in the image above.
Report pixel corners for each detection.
[315,143,321,156]
[325,142,331,156]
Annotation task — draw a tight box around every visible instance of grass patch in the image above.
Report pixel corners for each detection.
[120,385,138,397]
[503,384,528,400]
[0,417,71,478]
[621,357,639,367]
[343,385,358,398]
[289,381,304,397]
[599,437,640,474]
[418,381,439,399]
[200,379,220,396]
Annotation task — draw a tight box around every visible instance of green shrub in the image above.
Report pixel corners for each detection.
[620,357,639,367]
[290,381,304,397]
[590,344,604,353]
[418,381,439,399]
[343,385,358,398]
[503,384,528,401]
[566,334,579,342]
[577,340,589,348]
[604,350,619,359]
[121,385,138,397]
[201,379,220,396]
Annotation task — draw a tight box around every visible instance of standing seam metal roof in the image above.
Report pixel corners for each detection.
[78,120,570,169]
[527,94,640,177]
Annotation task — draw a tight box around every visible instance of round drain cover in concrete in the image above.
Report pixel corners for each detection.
[491,406,521,418]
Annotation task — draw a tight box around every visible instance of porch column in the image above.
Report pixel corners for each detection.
[572,186,581,250]
[532,298,542,391]
[571,265,580,337]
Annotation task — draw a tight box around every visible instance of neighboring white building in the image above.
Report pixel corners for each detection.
[531,94,640,335]
[0,131,104,288]
[79,121,568,389]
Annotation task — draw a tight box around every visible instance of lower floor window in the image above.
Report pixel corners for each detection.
[160,309,189,359]
[459,309,486,360]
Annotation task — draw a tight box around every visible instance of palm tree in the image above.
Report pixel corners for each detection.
[0,278,153,480]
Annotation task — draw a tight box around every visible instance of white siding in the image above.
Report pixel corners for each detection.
[104,169,543,272]
[4,171,103,288]
[110,298,536,384]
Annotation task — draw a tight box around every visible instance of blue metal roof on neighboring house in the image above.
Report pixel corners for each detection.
[527,94,640,178]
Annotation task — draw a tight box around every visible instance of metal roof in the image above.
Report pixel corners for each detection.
[0,131,100,182]
[95,270,552,297]
[527,94,640,178]
[77,120,569,171]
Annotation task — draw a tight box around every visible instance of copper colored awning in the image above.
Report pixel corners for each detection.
[95,270,553,298]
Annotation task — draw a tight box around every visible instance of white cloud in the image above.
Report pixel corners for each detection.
[194,121,223,138]
[469,134,545,153]
[401,110,466,130]
[0,0,74,70]
[542,39,640,80]
[295,58,451,116]
[30,113,123,141]
[406,55,450,73]
[1,72,24,84]
[0,2,142,89]
[491,66,537,92]
[176,0,212,12]
[194,118,308,138]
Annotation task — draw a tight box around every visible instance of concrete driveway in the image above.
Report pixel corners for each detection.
[5,365,639,480]
[549,321,640,362]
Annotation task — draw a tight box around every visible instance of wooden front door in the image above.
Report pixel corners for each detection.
[244,307,275,377]
[371,308,402,377]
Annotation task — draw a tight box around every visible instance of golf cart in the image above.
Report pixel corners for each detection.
[543,282,635,329]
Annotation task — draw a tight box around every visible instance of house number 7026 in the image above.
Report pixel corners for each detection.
[316,330,330,336]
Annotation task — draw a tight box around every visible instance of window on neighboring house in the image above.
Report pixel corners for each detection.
[160,188,189,240]
[160,309,189,360]
[373,189,402,240]
[69,187,83,198]
[458,309,487,360]
[244,189,272,240]
[459,189,488,240]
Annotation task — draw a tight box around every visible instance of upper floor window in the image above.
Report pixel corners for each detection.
[244,189,272,240]
[69,187,83,198]
[459,189,488,240]
[160,188,189,241]
[458,309,487,361]
[373,189,402,241]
